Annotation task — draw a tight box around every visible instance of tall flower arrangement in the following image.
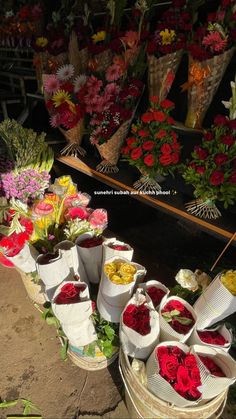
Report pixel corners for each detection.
[122,96,181,191]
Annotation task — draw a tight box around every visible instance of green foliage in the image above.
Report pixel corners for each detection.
[162,309,193,325]
[170,284,201,306]
[41,305,68,361]
[0,398,41,418]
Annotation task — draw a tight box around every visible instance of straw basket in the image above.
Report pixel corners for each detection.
[95,119,131,173]
[59,119,86,157]
[17,269,46,305]
[68,31,89,74]
[94,49,113,73]
[148,50,183,101]
[119,349,227,419]
[67,344,119,371]
[184,48,235,129]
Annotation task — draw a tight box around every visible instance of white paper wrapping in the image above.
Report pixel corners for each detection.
[36,250,71,289]
[188,324,232,352]
[52,281,97,347]
[76,234,103,284]
[102,238,134,264]
[97,257,146,323]
[159,296,197,343]
[6,244,38,273]
[146,341,206,407]
[192,345,236,400]
[54,240,89,284]
[137,280,169,309]
[120,289,160,360]
[194,273,236,329]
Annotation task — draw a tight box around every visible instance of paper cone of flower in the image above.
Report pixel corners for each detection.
[148,50,183,101]
[183,49,234,129]
[93,49,113,73]
[96,119,131,173]
[60,119,86,157]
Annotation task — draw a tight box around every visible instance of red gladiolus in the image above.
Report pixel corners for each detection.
[131,147,143,160]
[144,154,155,167]
[142,140,155,151]
[209,170,224,186]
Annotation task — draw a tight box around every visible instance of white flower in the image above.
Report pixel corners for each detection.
[56,64,74,81]
[222,100,231,109]
[175,269,198,291]
[230,81,235,89]
[73,74,87,93]
[194,269,211,291]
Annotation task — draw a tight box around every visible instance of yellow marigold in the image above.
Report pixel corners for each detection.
[35,37,48,48]
[92,31,106,43]
[221,270,236,296]
[52,90,72,107]
[160,29,176,45]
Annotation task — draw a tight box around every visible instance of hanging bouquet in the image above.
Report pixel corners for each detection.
[183,0,236,128]
[182,115,236,219]
[147,0,192,100]
[122,96,181,192]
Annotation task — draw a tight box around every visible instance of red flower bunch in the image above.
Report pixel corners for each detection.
[188,0,236,61]
[79,237,103,248]
[182,116,236,208]
[123,303,151,336]
[146,286,166,308]
[65,206,90,221]
[108,243,129,251]
[198,330,228,346]
[54,283,86,305]
[161,299,195,334]
[157,345,202,400]
[122,96,181,177]
[0,216,33,258]
[199,356,226,377]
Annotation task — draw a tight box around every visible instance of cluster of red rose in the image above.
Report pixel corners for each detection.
[122,96,181,170]
[123,303,151,336]
[54,283,86,305]
[108,243,129,251]
[146,286,166,308]
[199,356,226,377]
[161,299,195,334]
[157,345,202,400]
[198,330,228,346]
[79,237,103,248]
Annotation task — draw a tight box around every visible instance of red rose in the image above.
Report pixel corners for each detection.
[167,116,175,124]
[123,313,138,329]
[214,114,228,126]
[122,146,130,155]
[144,154,155,167]
[198,330,228,345]
[159,154,172,166]
[172,152,180,164]
[164,300,185,312]
[79,237,103,248]
[141,112,154,123]
[92,300,96,312]
[228,120,236,130]
[196,165,206,174]
[221,134,234,146]
[175,366,192,392]
[55,283,86,304]
[161,143,172,154]
[190,367,201,386]
[195,146,208,160]
[204,131,214,141]
[146,286,166,307]
[138,129,150,138]
[209,170,224,186]
[156,129,167,139]
[131,147,143,160]
[60,283,78,298]
[156,346,169,360]
[142,140,155,151]
[159,354,179,381]
[150,95,159,103]
[127,137,137,148]
[229,171,236,184]
[184,354,197,369]
[160,99,174,109]
[109,244,129,250]
[214,153,228,166]
[171,346,185,359]
[171,131,177,142]
[199,356,225,377]
[153,111,166,122]
[125,304,138,315]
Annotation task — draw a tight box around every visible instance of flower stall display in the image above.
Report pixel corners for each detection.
[122,96,181,192]
[52,281,97,347]
[188,324,232,352]
[182,115,236,219]
[192,345,236,400]
[147,0,191,100]
[97,257,146,323]
[194,270,236,330]
[146,342,204,407]
[138,280,169,310]
[120,289,160,359]
[102,238,134,264]
[183,0,236,129]
[159,296,196,343]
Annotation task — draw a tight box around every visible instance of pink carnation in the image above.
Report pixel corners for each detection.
[89,209,108,229]
[202,31,228,53]
[65,206,90,221]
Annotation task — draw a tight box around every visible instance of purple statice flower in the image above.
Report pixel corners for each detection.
[1,169,50,202]
[0,156,15,197]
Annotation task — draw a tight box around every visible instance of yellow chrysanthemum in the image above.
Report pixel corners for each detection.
[92,31,106,43]
[35,37,48,47]
[221,270,236,296]
[160,29,176,45]
[66,184,77,195]
[57,176,73,188]
[52,90,72,107]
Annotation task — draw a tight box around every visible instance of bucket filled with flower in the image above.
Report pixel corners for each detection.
[122,96,181,192]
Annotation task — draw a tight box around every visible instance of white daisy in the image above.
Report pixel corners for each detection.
[73,74,87,93]
[56,64,74,81]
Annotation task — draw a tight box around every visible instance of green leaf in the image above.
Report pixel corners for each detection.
[83,341,96,358]
[0,400,18,408]
[60,342,68,361]
[7,416,42,418]
[101,340,113,359]
[104,324,115,341]
[174,316,193,325]
[46,316,59,327]
[21,399,41,415]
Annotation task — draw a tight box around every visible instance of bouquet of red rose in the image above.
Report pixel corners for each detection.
[182,115,236,219]
[188,324,232,352]
[192,345,236,400]
[102,238,134,264]
[146,342,203,407]
[52,281,97,347]
[122,96,181,192]
[120,289,160,359]
[76,234,104,285]
[159,296,196,342]
[138,280,169,310]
